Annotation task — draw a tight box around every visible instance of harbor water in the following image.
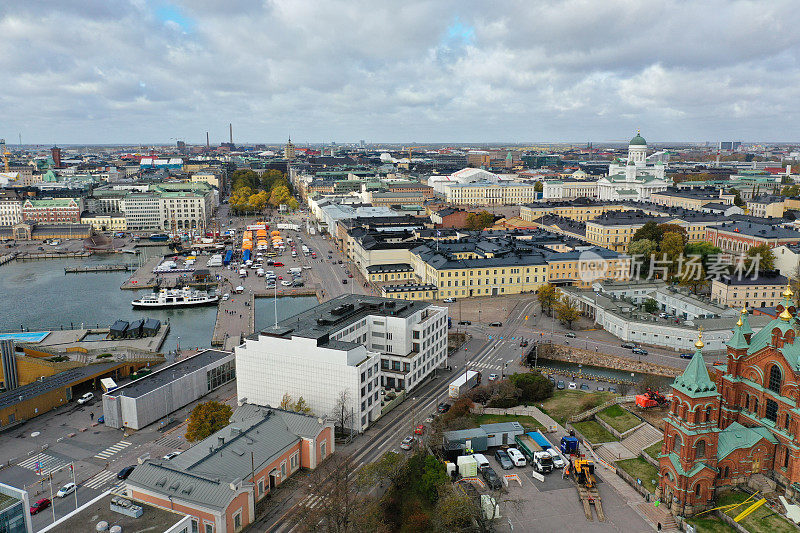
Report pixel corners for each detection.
[0,253,316,351]
[535,357,673,388]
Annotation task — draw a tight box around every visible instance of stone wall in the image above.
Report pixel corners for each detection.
[594,414,646,440]
[538,343,681,378]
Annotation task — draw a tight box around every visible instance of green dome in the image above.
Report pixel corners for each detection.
[630,132,647,146]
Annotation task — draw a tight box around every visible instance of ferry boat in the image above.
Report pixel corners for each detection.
[131,287,219,308]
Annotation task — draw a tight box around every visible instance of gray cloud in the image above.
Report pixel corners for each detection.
[1,0,799,144]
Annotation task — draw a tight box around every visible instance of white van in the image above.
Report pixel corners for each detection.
[506,448,527,467]
[471,453,490,470]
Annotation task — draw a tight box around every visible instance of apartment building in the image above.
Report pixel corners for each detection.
[650,188,734,210]
[235,296,448,432]
[711,272,788,309]
[521,201,627,223]
[0,191,22,226]
[541,179,598,200]
[441,181,539,206]
[585,212,667,252]
[124,193,162,231]
[705,221,800,254]
[746,196,785,219]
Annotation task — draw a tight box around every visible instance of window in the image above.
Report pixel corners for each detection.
[281,462,286,479]
[673,433,682,454]
[695,440,706,459]
[769,364,782,393]
[786,414,792,431]
[785,448,791,469]
[723,466,730,478]
[766,399,778,423]
[291,452,299,470]
[694,484,702,498]
[206,525,214,533]
[234,512,241,530]
[321,441,327,459]
[192,519,199,533]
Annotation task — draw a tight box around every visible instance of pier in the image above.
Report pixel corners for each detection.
[65,264,136,274]
[0,253,17,266]
[17,251,92,261]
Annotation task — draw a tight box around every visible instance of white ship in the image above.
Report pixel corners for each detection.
[131,287,219,308]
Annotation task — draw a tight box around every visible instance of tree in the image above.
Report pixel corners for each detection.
[359,451,407,489]
[635,374,663,394]
[333,389,353,435]
[679,261,709,294]
[685,242,723,267]
[279,392,294,410]
[555,295,582,329]
[534,181,543,192]
[730,188,744,207]
[782,184,800,197]
[416,455,449,504]
[536,283,560,316]
[508,372,553,402]
[630,221,662,243]
[287,197,299,210]
[185,401,233,442]
[747,243,776,272]
[643,298,659,314]
[477,211,494,228]
[293,396,314,415]
[269,185,291,207]
[627,239,658,278]
[659,231,685,277]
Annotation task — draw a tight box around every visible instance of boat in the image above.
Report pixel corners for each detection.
[149,233,169,242]
[131,287,219,308]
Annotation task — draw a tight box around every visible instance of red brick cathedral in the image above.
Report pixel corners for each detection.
[658,285,799,516]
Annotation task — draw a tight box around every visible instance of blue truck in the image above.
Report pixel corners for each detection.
[242,249,251,263]
[530,430,552,450]
[223,250,233,266]
[560,436,580,456]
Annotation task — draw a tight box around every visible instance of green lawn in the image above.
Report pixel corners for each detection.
[685,516,737,533]
[572,420,618,444]
[644,440,663,459]
[596,404,642,434]
[716,491,797,533]
[539,390,616,425]
[615,457,659,494]
[473,413,546,432]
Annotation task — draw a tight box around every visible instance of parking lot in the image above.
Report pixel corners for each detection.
[467,439,653,532]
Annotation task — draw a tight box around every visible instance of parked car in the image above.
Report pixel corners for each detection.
[342,279,348,284]
[506,448,527,467]
[443,298,456,303]
[347,273,353,278]
[414,424,425,435]
[56,483,76,498]
[680,353,693,359]
[400,436,415,450]
[494,449,514,470]
[621,342,636,349]
[568,382,577,390]
[480,466,502,490]
[162,451,181,461]
[489,321,502,327]
[281,280,293,286]
[565,332,576,338]
[97,415,104,424]
[471,453,490,470]
[580,383,590,391]
[274,262,284,267]
[519,340,529,347]
[488,373,499,381]
[222,293,230,301]
[609,387,618,393]
[632,347,648,355]
[437,402,451,413]
[77,392,94,405]
[30,498,50,515]
[458,320,472,325]
[546,448,566,469]
[597,386,605,392]
[556,380,565,390]
[117,465,136,479]
[337,260,343,264]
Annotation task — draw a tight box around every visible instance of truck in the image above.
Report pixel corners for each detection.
[223,250,233,266]
[277,223,300,231]
[530,430,552,451]
[560,436,580,456]
[242,250,251,263]
[206,254,223,267]
[288,267,302,276]
[301,245,310,256]
[448,370,481,399]
[514,432,554,474]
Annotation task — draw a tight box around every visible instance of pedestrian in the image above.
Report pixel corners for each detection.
[657,523,661,532]
[90,412,94,421]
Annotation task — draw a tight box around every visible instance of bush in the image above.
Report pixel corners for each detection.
[96,353,113,359]
[185,401,233,442]
[509,372,554,402]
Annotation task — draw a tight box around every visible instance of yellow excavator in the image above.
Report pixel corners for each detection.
[571,457,596,487]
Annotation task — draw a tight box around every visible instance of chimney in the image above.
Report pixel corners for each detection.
[229,123,233,144]
[206,131,210,148]
[218,436,225,446]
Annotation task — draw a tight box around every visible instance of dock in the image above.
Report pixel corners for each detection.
[16,251,92,260]
[0,253,17,266]
[65,264,136,274]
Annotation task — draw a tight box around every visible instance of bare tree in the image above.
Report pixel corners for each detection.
[333,389,353,436]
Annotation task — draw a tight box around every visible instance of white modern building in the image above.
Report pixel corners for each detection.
[235,295,448,432]
[0,191,22,226]
[596,132,672,201]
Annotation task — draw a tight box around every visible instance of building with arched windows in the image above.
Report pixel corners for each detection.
[656,286,800,516]
[597,131,672,201]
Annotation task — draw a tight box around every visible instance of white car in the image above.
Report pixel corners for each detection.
[56,483,76,498]
[162,451,181,461]
[568,382,577,390]
[400,436,415,450]
[222,293,230,301]
[488,374,499,381]
[281,280,293,286]
[443,298,456,303]
[547,448,566,468]
[506,448,527,467]
[77,392,94,405]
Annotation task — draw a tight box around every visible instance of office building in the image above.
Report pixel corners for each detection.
[236,295,448,432]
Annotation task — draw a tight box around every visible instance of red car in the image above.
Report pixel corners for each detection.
[30,498,50,515]
[347,274,353,278]
[274,262,284,267]
[414,424,425,435]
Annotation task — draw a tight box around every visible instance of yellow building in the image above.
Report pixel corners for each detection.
[191,172,220,188]
[710,272,788,309]
[81,213,127,232]
[521,203,628,223]
[367,263,415,283]
[382,284,438,301]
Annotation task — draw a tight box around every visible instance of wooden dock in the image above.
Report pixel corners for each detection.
[0,253,16,266]
[17,251,92,260]
[65,264,136,274]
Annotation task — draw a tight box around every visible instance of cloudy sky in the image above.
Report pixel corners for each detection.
[1,0,799,145]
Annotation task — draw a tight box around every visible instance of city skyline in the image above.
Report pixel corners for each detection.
[2,1,800,144]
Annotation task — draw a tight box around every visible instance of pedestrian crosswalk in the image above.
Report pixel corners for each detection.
[154,435,183,449]
[18,453,69,476]
[83,470,121,490]
[94,440,132,459]
[299,494,324,509]
[471,361,504,371]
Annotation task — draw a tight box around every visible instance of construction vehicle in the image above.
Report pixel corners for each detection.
[569,455,605,521]
[560,435,579,456]
[514,433,553,473]
[635,388,669,409]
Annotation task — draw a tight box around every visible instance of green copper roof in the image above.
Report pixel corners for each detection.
[665,452,716,477]
[739,311,753,336]
[717,422,777,460]
[673,346,717,398]
[727,326,749,351]
[630,133,647,146]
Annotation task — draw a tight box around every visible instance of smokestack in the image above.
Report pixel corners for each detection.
[229,123,233,144]
[206,131,209,148]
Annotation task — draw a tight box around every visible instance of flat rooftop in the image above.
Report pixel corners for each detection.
[104,349,232,399]
[40,492,187,533]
